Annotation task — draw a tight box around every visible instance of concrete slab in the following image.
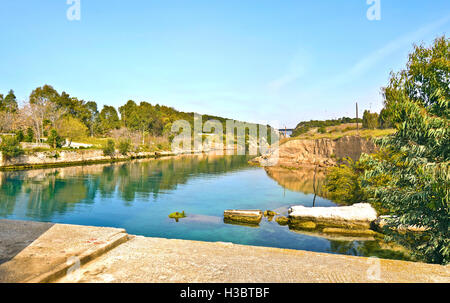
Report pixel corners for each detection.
[1,220,448,283]
[57,236,450,283]
[0,220,128,283]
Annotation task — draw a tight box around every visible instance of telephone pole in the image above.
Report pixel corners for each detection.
[356,102,359,134]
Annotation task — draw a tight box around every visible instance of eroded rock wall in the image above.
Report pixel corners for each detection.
[252,136,377,168]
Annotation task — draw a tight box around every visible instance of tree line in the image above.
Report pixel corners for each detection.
[0,85,265,151]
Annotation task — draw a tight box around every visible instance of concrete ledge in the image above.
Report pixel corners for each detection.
[0,220,129,283]
[1,220,449,283]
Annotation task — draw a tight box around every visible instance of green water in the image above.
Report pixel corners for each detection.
[0,154,410,260]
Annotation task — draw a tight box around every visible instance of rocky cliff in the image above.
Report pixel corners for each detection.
[251,136,377,168]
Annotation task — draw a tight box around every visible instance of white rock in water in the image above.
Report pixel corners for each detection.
[288,203,378,222]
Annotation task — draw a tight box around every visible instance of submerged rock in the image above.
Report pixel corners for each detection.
[295,221,317,230]
[288,203,377,229]
[223,210,263,225]
[264,210,279,217]
[321,228,379,237]
[275,216,289,226]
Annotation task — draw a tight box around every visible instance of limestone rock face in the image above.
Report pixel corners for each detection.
[288,203,378,229]
[252,136,377,168]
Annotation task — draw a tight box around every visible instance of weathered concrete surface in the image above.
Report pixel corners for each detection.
[56,236,450,283]
[1,220,449,283]
[288,203,378,229]
[0,220,128,283]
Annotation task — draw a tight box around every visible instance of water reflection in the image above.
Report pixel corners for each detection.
[0,155,411,261]
[264,166,328,200]
[0,155,251,220]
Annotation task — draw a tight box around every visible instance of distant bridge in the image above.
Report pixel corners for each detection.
[277,128,294,137]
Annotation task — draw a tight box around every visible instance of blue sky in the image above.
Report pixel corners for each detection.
[1,0,449,127]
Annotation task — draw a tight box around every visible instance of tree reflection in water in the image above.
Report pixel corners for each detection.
[0,155,251,220]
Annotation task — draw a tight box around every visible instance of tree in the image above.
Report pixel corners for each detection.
[25,127,34,142]
[362,36,449,264]
[15,130,24,142]
[47,129,65,148]
[362,110,379,129]
[98,106,120,135]
[27,85,61,142]
[56,116,88,146]
[1,90,18,113]
[0,136,24,160]
[118,139,131,155]
[84,101,99,137]
[102,139,115,157]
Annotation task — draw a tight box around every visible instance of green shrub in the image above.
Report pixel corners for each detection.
[118,140,131,155]
[102,139,115,157]
[318,126,327,134]
[15,130,24,142]
[324,158,366,204]
[47,129,65,148]
[362,110,379,129]
[25,127,34,143]
[0,136,24,160]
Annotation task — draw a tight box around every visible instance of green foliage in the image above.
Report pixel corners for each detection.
[318,126,327,134]
[25,127,34,143]
[97,106,121,135]
[15,130,24,142]
[47,129,64,149]
[56,116,88,145]
[292,117,362,137]
[0,90,18,113]
[0,136,24,159]
[362,110,379,129]
[118,139,131,156]
[324,158,368,204]
[102,139,115,157]
[361,36,449,264]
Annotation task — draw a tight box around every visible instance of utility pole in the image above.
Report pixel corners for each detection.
[356,102,359,135]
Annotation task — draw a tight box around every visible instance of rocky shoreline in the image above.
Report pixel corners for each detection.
[250,135,377,168]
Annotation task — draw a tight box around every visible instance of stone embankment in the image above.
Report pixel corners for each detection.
[0,149,210,170]
[0,149,155,169]
[251,136,377,168]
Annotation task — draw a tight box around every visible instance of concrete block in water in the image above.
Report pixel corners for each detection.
[288,203,378,230]
[224,210,263,225]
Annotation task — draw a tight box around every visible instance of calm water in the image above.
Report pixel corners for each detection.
[0,154,409,260]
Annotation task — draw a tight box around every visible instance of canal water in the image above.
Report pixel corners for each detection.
[0,154,410,261]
